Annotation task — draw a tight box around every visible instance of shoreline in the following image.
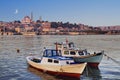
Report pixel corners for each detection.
[0,31,120,35]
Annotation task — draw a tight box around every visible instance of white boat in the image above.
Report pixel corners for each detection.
[26,49,87,78]
[55,41,104,68]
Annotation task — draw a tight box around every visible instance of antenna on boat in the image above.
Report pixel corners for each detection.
[66,38,69,48]
[66,38,68,44]
[55,42,58,51]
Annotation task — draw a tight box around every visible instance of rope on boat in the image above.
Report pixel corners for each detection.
[104,54,120,65]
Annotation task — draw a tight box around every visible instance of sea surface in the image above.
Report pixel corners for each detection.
[0,35,120,80]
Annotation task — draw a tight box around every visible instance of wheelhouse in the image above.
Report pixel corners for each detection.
[62,49,90,57]
[43,49,60,57]
[41,49,75,65]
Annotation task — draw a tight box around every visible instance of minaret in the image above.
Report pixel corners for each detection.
[31,12,33,21]
[39,16,42,22]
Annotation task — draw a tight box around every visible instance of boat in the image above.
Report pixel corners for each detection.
[55,40,104,68]
[26,49,87,78]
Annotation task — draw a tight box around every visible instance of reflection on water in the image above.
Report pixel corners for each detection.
[27,65,55,80]
[0,35,120,80]
[81,66,102,80]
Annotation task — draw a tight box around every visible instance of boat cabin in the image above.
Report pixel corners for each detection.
[41,49,75,65]
[61,49,90,57]
[43,49,60,57]
[56,42,90,57]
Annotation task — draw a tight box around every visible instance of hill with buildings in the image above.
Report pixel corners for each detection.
[0,15,120,35]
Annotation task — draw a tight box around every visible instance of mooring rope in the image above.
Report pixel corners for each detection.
[104,54,120,65]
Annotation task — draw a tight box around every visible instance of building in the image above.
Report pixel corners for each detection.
[15,27,21,33]
[99,26,120,31]
[21,16,32,24]
[42,22,51,32]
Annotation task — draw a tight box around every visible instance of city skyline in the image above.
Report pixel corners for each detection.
[0,0,120,26]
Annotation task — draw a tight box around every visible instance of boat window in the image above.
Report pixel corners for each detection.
[54,60,59,63]
[43,50,52,57]
[68,42,75,48]
[52,50,59,56]
[66,61,69,64]
[48,59,52,63]
[64,51,69,55]
[78,51,84,55]
[70,51,76,55]
[63,44,67,49]
[32,58,41,63]
[59,50,62,56]
[43,50,47,57]
[47,50,52,57]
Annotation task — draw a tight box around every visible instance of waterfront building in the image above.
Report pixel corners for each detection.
[80,25,91,31]
[41,21,51,32]
[15,27,21,33]
[21,16,32,24]
[0,32,14,35]
[99,26,120,31]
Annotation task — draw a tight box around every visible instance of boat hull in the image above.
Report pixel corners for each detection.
[26,56,86,78]
[73,52,104,67]
[29,64,81,78]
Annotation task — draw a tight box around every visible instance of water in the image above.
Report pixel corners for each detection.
[0,35,120,80]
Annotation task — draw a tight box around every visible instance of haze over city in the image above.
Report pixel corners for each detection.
[0,0,120,26]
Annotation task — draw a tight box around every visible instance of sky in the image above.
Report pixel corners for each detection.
[0,0,120,26]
